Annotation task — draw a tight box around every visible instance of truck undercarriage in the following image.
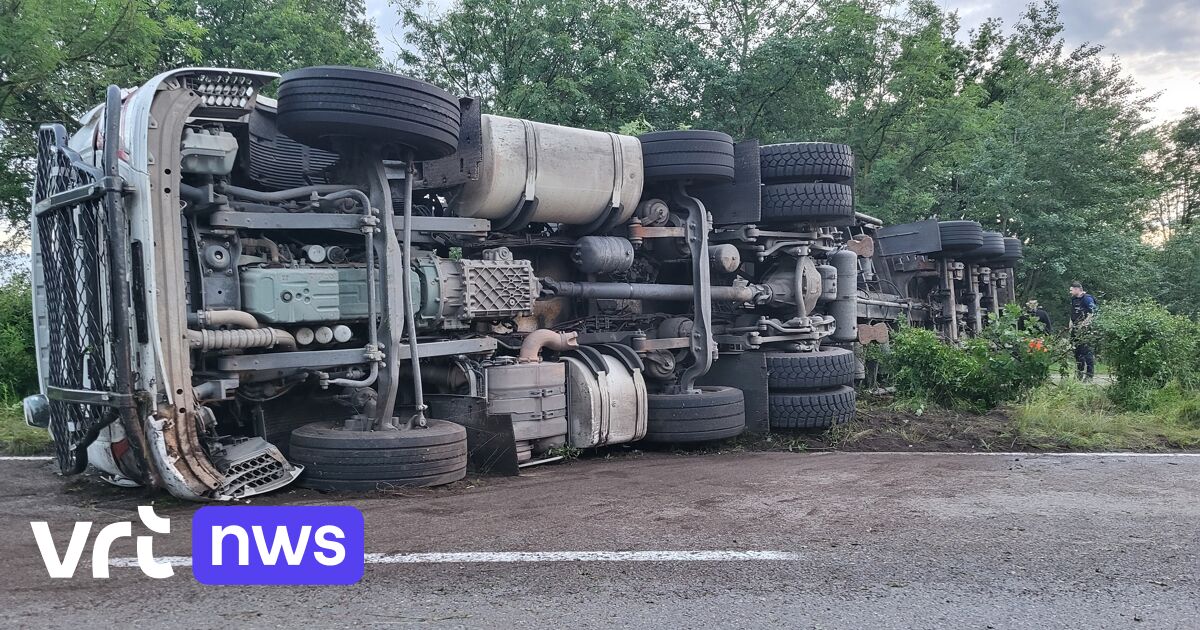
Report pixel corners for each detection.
[25,67,1023,499]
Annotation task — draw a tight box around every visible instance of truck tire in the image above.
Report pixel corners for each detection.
[289,419,467,490]
[760,182,855,226]
[276,66,461,159]
[937,220,983,253]
[999,237,1024,264]
[644,386,746,443]
[639,130,736,182]
[768,386,857,430]
[765,348,856,390]
[963,230,1005,261]
[759,142,854,184]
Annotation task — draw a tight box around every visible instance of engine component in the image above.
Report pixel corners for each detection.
[295,327,315,345]
[241,266,372,324]
[643,350,677,380]
[332,325,353,343]
[450,115,643,227]
[413,253,537,330]
[816,264,837,303]
[195,309,258,330]
[573,236,635,273]
[325,246,348,264]
[563,353,648,448]
[180,127,238,175]
[203,244,232,270]
[314,326,334,344]
[709,244,741,273]
[519,330,579,363]
[240,266,371,324]
[485,361,568,462]
[541,279,761,303]
[760,256,822,314]
[302,245,327,263]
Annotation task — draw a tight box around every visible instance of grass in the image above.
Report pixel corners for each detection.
[0,397,51,455]
[1012,380,1200,450]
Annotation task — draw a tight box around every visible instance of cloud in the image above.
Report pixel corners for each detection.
[949,0,1199,122]
[369,0,1198,122]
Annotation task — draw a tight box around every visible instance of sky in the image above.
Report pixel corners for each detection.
[366,0,1199,124]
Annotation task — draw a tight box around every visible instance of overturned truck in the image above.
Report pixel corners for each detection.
[24,67,1021,499]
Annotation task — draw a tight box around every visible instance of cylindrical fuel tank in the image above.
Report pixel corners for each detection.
[451,115,643,225]
[830,250,859,342]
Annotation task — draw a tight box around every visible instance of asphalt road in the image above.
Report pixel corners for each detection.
[1,451,1197,629]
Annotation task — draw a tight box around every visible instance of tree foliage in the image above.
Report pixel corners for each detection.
[0,0,381,233]
[397,0,1168,314]
[1,0,1195,320]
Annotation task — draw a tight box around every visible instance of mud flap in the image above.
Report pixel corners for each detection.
[427,395,520,476]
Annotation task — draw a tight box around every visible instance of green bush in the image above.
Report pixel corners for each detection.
[877,306,1057,411]
[1092,300,1200,408]
[0,275,38,398]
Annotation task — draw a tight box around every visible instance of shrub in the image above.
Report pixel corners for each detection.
[1091,300,1200,408]
[0,275,38,398]
[876,306,1057,411]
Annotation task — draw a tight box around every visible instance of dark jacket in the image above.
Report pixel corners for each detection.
[1071,293,1097,325]
[1019,308,1053,334]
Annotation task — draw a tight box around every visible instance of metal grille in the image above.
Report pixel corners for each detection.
[460,259,536,320]
[34,125,115,474]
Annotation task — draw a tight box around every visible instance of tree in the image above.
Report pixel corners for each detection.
[0,0,383,239]
[396,0,705,130]
[1159,108,1200,230]
[0,0,203,234]
[170,0,381,74]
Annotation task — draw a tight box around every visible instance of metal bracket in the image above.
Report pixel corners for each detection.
[492,120,540,233]
[672,184,715,393]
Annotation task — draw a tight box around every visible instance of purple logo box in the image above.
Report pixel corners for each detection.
[192,506,365,585]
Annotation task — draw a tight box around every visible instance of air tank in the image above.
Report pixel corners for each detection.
[830,250,859,342]
[450,115,643,226]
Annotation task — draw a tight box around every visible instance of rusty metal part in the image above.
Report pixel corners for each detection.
[147,84,223,494]
[845,236,875,258]
[519,330,580,363]
[196,309,259,329]
[858,322,890,345]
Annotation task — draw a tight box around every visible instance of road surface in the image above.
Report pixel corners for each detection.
[0,451,1196,629]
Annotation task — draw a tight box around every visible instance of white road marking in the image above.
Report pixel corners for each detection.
[364,550,800,563]
[108,550,798,568]
[6,452,1197,463]
[831,452,1200,457]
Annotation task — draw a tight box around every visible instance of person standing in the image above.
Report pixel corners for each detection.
[1020,299,1053,334]
[1068,282,1097,381]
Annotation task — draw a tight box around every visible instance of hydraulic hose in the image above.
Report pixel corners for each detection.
[187,328,297,351]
